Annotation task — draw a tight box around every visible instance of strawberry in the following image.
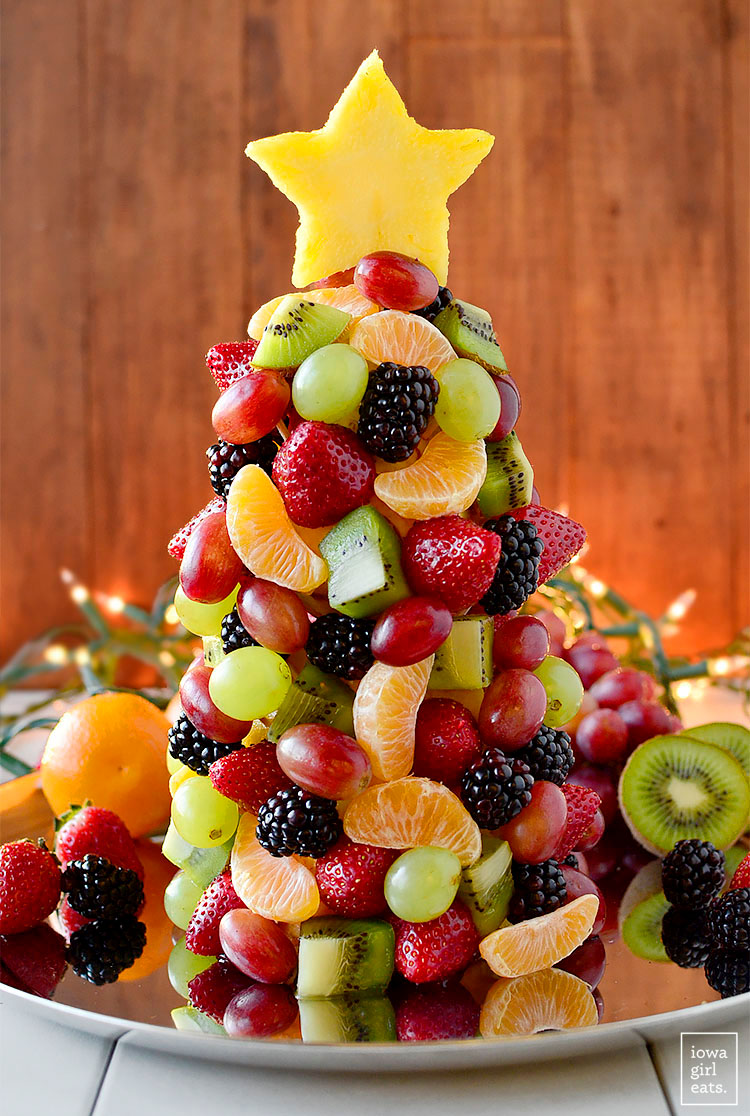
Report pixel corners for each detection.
[0,840,61,935]
[168,496,225,560]
[389,900,479,983]
[209,742,293,815]
[315,838,397,918]
[729,852,750,890]
[515,505,586,583]
[0,923,67,997]
[271,422,376,528]
[401,516,502,612]
[395,980,479,1042]
[205,340,259,393]
[187,956,252,1023]
[55,805,144,880]
[185,870,244,956]
[57,896,89,940]
[552,784,601,860]
[413,699,482,788]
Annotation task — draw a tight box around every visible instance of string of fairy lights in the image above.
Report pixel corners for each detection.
[0,555,748,776]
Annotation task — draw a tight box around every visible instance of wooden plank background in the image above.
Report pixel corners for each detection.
[1,0,748,661]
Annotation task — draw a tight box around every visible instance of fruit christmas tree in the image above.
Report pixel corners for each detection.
[158,52,750,1036]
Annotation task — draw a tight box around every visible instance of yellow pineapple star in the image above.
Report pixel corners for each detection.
[246,50,494,288]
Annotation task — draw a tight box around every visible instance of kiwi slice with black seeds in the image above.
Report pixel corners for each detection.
[477,432,534,517]
[619,735,750,855]
[433,299,508,374]
[298,993,396,1043]
[680,723,750,783]
[618,860,670,962]
[297,917,395,998]
[252,294,350,369]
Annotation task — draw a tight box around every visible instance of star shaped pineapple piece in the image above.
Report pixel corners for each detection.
[246,50,494,287]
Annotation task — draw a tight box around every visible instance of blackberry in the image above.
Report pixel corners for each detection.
[207,435,279,498]
[413,286,453,322]
[357,362,439,462]
[661,906,712,968]
[661,839,725,909]
[480,517,543,616]
[168,713,244,776]
[306,614,375,680]
[68,916,146,985]
[707,888,750,949]
[256,785,342,859]
[508,859,567,923]
[704,947,750,998]
[62,854,144,920]
[460,748,534,830]
[221,607,257,654]
[515,725,574,787]
[561,854,580,868]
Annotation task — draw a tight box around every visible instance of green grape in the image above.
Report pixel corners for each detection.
[292,343,369,423]
[171,776,239,848]
[534,655,584,728]
[434,358,501,442]
[174,584,239,637]
[384,846,461,922]
[166,744,183,776]
[168,937,216,998]
[164,869,204,930]
[161,822,232,887]
[208,646,292,720]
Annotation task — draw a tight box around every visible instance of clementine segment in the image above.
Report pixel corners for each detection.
[40,693,171,836]
[226,464,328,592]
[348,310,455,373]
[479,967,599,1037]
[343,777,481,866]
[231,812,319,923]
[353,656,434,781]
[479,894,599,977]
[374,432,487,519]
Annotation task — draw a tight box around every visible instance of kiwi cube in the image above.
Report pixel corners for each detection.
[297,917,395,998]
[433,299,508,374]
[458,836,513,936]
[268,663,355,742]
[171,1006,226,1035]
[429,616,493,690]
[252,295,350,370]
[320,505,410,619]
[298,994,396,1043]
[477,432,534,517]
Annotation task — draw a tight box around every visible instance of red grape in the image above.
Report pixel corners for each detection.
[237,578,310,654]
[276,724,371,800]
[567,763,618,824]
[486,374,521,442]
[219,908,297,984]
[211,371,290,444]
[617,699,672,747]
[533,610,566,657]
[354,251,439,312]
[563,636,618,689]
[581,830,618,882]
[529,485,541,505]
[371,597,453,666]
[565,850,590,876]
[593,988,605,1022]
[179,511,243,605]
[589,668,656,709]
[576,808,605,852]
[493,615,550,672]
[179,659,253,743]
[575,709,628,765]
[223,983,298,1038]
[496,780,568,863]
[308,267,355,289]
[556,933,606,988]
[478,669,548,752]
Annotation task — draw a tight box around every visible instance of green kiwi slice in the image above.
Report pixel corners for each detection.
[458,836,513,935]
[679,723,750,782]
[268,664,355,742]
[477,432,534,517]
[319,505,410,619]
[723,844,747,890]
[298,994,396,1043]
[619,735,750,854]
[297,918,395,998]
[433,299,508,374]
[622,892,671,963]
[171,1005,226,1035]
[429,616,493,690]
[252,294,350,369]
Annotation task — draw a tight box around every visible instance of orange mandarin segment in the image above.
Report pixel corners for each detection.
[479,894,599,978]
[353,657,434,781]
[348,310,455,373]
[226,464,328,593]
[344,777,481,867]
[374,432,487,520]
[248,285,378,340]
[231,812,319,923]
[479,968,599,1038]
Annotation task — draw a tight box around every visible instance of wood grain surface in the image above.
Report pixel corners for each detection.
[2,0,748,659]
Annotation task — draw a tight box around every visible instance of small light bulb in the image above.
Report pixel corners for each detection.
[165,604,180,626]
[73,647,90,666]
[709,657,731,677]
[159,650,176,667]
[107,595,125,614]
[71,585,89,604]
[44,645,69,665]
[665,588,697,623]
[587,578,607,599]
[674,680,693,700]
